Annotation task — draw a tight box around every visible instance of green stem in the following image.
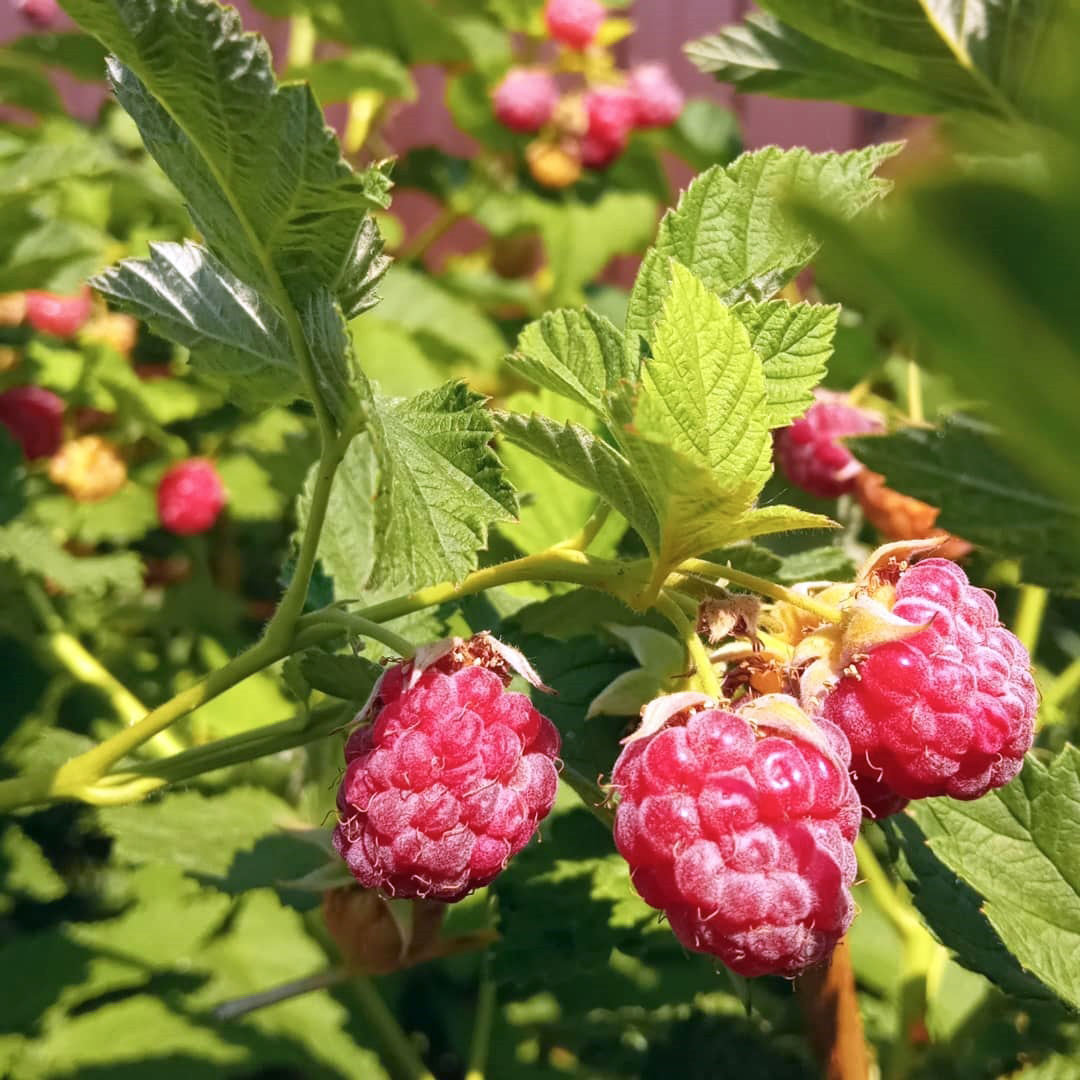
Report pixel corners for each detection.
[1043,652,1080,712]
[559,762,615,829]
[465,953,497,1080]
[679,559,843,625]
[1013,584,1048,656]
[216,968,350,1022]
[556,502,612,552]
[345,977,435,1080]
[286,13,317,69]
[312,610,416,658]
[905,357,924,426]
[656,591,720,698]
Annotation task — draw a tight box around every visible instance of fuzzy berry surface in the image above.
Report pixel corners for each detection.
[581,86,637,168]
[156,458,226,535]
[774,391,884,499]
[628,63,685,128]
[821,558,1037,803]
[612,702,860,977]
[493,68,559,133]
[335,661,560,902]
[0,385,64,460]
[24,289,92,339]
[544,0,605,50]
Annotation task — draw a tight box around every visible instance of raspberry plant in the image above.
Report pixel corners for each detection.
[2,1,1080,1079]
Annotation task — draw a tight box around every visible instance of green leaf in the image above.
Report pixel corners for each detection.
[288,49,417,104]
[0,824,66,908]
[625,144,900,356]
[0,134,116,198]
[507,308,636,419]
[774,545,856,584]
[848,418,1080,588]
[493,409,659,551]
[0,520,141,596]
[92,241,301,408]
[0,217,107,293]
[307,382,516,595]
[6,31,110,81]
[0,53,62,113]
[63,0,390,310]
[298,652,382,702]
[660,97,742,172]
[308,0,470,65]
[907,747,1080,1009]
[732,299,839,429]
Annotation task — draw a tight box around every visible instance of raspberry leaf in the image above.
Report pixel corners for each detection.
[0,520,141,596]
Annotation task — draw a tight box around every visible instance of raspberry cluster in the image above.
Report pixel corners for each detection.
[490,0,685,187]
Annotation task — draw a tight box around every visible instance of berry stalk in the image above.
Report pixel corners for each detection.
[465,952,497,1080]
[655,590,721,698]
[794,939,869,1080]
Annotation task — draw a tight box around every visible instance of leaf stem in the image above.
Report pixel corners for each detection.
[1042,652,1080,713]
[344,977,435,1080]
[555,502,612,552]
[656,591,720,698]
[215,967,350,1022]
[1013,584,1048,656]
[310,609,416,657]
[679,559,843,625]
[465,952,496,1080]
[905,357,924,426]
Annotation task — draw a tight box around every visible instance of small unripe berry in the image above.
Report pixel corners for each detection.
[628,63,684,128]
[774,391,884,499]
[156,458,226,535]
[493,68,560,134]
[526,138,582,189]
[49,435,127,501]
[544,0,605,50]
[24,288,92,339]
[0,385,64,460]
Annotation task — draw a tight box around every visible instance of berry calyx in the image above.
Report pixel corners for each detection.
[581,85,637,169]
[24,288,92,340]
[0,385,64,460]
[493,68,560,134]
[544,0,605,50]
[48,435,127,502]
[628,63,684,128]
[807,554,1037,806]
[156,458,226,535]
[774,390,885,499]
[335,634,560,902]
[612,693,860,977]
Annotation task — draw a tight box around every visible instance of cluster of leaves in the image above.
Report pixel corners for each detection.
[1,1,1079,1079]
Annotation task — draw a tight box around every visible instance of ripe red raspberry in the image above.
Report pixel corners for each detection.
[156,458,226,535]
[612,694,860,977]
[628,63,685,128]
[493,68,560,134]
[581,85,637,169]
[0,385,64,460]
[819,558,1036,805]
[335,635,561,902]
[24,288,92,339]
[774,390,884,499]
[13,0,59,28]
[544,0,605,50]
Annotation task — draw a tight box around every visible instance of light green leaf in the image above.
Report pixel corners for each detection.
[288,49,417,104]
[507,308,636,419]
[0,134,116,197]
[0,824,66,907]
[732,299,839,428]
[494,409,659,551]
[92,241,300,408]
[63,0,390,310]
[6,30,109,81]
[0,520,141,596]
[911,747,1080,1009]
[625,144,900,357]
[30,486,158,546]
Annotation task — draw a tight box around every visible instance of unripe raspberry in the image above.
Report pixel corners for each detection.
[0,385,64,460]
[812,557,1036,805]
[82,312,139,357]
[774,390,884,499]
[628,63,684,128]
[612,693,860,978]
[156,458,226,535]
[48,435,127,501]
[493,68,559,134]
[0,293,27,327]
[581,85,637,169]
[13,0,59,29]
[544,0,605,50]
[526,138,582,189]
[335,634,561,902]
[24,288,92,339]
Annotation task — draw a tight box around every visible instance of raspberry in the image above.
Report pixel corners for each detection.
[819,558,1036,804]
[526,138,582,189]
[581,86,637,169]
[24,288,92,339]
[335,635,561,902]
[493,68,559,134]
[0,385,64,460]
[774,390,884,499]
[612,694,860,977]
[628,63,685,128]
[156,458,226,535]
[544,0,605,50]
[48,435,127,501]
[13,0,59,28]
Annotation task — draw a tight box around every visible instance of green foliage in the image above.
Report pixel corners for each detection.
[0,521,141,596]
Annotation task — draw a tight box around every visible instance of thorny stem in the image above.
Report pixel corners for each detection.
[679,559,844,625]
[465,952,497,1080]
[656,591,721,698]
